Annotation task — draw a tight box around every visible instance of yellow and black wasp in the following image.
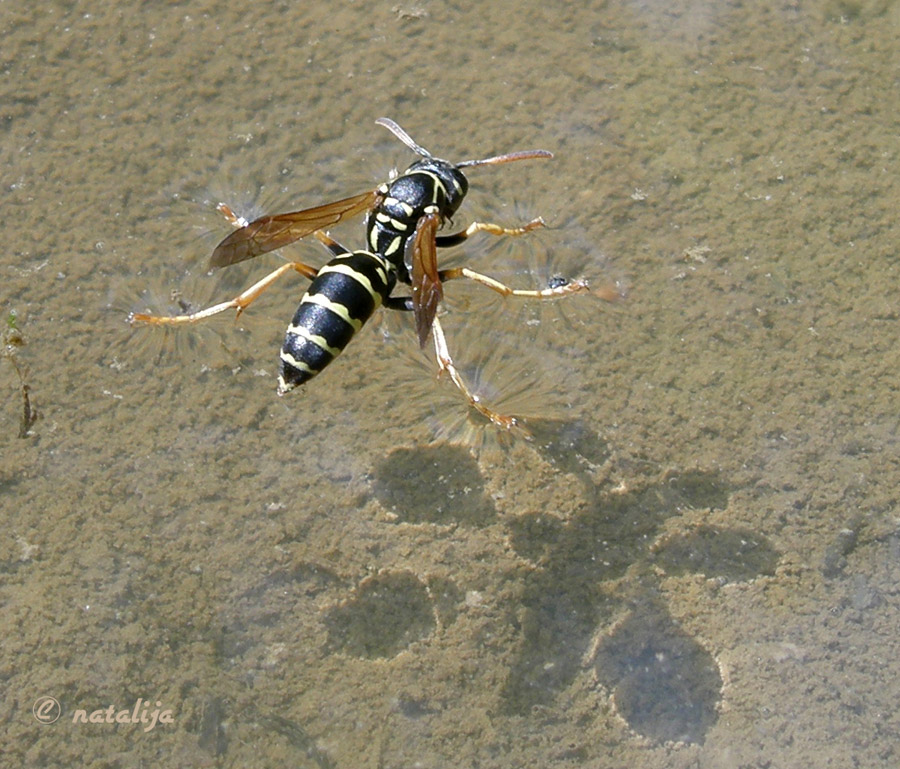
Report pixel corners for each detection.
[130,118,591,428]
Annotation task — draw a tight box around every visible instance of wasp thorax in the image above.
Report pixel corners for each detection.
[396,158,469,218]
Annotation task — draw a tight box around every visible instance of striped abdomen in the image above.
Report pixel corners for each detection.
[277,251,396,394]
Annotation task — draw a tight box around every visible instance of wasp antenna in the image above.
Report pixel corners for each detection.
[375,118,433,158]
[458,149,553,168]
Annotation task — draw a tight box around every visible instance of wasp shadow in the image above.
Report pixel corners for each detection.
[594,599,722,744]
[502,469,777,745]
[324,571,437,659]
[502,478,716,716]
[371,444,496,527]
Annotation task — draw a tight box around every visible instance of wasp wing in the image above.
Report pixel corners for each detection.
[409,213,443,348]
[209,190,378,268]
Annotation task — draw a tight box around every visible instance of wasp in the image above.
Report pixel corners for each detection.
[130,119,592,428]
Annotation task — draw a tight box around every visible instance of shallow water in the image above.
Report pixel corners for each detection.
[3,0,900,766]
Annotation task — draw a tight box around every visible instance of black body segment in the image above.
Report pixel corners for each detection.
[278,251,396,394]
[367,159,469,281]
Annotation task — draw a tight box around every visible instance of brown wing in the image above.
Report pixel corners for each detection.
[209,190,378,268]
[409,213,443,347]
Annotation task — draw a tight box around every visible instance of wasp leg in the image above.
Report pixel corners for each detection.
[431,315,527,433]
[216,202,250,228]
[384,296,414,311]
[313,230,351,257]
[438,266,591,300]
[435,217,546,248]
[129,261,320,327]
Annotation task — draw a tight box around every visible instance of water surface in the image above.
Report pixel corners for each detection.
[3,1,899,766]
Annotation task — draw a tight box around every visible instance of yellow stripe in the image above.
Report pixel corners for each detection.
[285,323,342,357]
[384,197,415,216]
[383,236,402,256]
[301,293,363,331]
[376,211,409,231]
[279,350,317,373]
[316,262,386,301]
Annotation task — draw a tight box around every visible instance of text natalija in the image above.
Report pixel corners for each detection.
[71,698,174,732]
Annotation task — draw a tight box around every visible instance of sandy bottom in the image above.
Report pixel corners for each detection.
[2,0,899,766]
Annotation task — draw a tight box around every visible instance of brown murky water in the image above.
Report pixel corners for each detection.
[3,1,900,766]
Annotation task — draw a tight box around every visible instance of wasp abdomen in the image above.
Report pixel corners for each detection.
[278,252,395,394]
